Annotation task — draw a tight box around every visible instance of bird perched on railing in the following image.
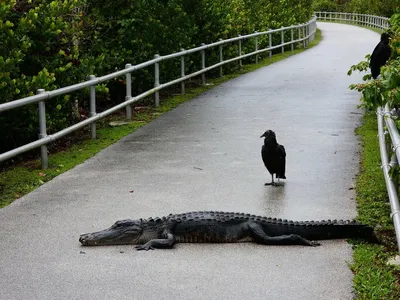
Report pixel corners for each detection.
[260,130,286,186]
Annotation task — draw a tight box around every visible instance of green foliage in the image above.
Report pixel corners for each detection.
[311,0,339,12]
[312,0,397,17]
[0,0,90,152]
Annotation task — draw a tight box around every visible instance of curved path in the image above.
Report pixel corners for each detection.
[0,23,379,299]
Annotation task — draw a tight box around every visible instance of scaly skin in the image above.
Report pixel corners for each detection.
[79,211,378,251]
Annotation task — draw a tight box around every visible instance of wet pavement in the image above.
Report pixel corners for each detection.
[0,23,379,299]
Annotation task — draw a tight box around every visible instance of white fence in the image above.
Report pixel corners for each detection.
[0,16,317,168]
[315,11,389,29]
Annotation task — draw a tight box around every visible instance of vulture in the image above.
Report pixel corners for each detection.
[260,130,286,186]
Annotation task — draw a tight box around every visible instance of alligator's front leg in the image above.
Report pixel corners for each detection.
[135,233,176,251]
[248,222,320,246]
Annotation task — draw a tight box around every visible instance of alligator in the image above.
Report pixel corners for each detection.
[79,211,377,251]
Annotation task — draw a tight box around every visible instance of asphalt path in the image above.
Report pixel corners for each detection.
[0,23,379,299]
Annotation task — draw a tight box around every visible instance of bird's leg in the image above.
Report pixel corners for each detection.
[273,176,284,187]
[275,176,281,186]
[264,174,275,186]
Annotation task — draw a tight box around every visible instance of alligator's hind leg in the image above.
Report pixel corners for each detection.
[135,233,176,251]
[248,222,320,246]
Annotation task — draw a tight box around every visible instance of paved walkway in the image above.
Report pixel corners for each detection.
[0,23,379,300]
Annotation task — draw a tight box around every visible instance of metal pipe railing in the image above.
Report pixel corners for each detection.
[314,11,389,30]
[0,16,317,167]
[378,106,400,251]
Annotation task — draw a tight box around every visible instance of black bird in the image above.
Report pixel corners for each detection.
[369,32,391,79]
[260,130,286,186]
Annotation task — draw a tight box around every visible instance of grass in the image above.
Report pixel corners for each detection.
[351,112,400,299]
[0,29,322,208]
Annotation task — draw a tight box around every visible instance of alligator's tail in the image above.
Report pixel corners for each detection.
[315,222,378,242]
[273,220,379,242]
[354,224,379,243]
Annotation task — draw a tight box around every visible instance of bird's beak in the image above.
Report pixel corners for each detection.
[260,134,265,138]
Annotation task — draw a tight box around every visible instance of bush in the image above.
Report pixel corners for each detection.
[312,0,397,17]
[311,0,339,12]
[0,0,89,153]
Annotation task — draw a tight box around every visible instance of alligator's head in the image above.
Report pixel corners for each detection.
[79,219,144,246]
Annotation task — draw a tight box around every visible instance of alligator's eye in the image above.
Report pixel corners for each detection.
[113,221,124,228]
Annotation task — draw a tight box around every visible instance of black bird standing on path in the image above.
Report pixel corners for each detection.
[260,130,286,186]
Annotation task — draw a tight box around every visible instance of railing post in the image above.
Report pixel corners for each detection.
[154,54,160,107]
[124,64,132,120]
[290,27,294,52]
[201,43,206,85]
[88,75,96,139]
[302,25,306,48]
[219,39,223,77]
[281,29,284,54]
[180,49,185,95]
[37,89,48,169]
[268,32,272,60]
[297,26,301,49]
[238,35,242,67]
[254,31,259,64]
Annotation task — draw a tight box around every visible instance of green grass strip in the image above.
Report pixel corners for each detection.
[352,112,400,299]
[0,29,322,208]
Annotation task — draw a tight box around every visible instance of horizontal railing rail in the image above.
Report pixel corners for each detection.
[0,16,317,168]
[314,11,390,30]
[317,11,400,251]
[378,106,400,251]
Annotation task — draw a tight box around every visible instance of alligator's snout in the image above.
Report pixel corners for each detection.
[79,234,87,245]
[79,234,94,246]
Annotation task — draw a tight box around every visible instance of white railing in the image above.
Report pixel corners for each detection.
[317,11,400,251]
[378,106,400,251]
[315,11,390,30]
[0,16,317,168]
